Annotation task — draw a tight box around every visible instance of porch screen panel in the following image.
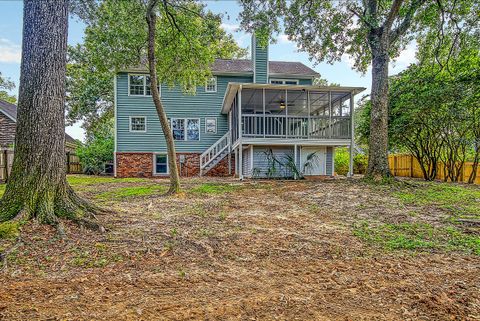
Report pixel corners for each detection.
[309,91,329,138]
[241,89,264,137]
[286,90,308,138]
[331,92,351,138]
[264,89,287,137]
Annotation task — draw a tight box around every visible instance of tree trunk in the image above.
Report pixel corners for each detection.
[366,32,393,180]
[146,0,180,194]
[0,0,101,228]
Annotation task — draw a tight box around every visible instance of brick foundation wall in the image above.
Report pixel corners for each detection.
[116,153,153,178]
[116,152,235,178]
[206,154,235,177]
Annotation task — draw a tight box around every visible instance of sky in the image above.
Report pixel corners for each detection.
[0,0,416,142]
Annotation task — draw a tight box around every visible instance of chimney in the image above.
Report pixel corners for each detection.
[252,34,269,83]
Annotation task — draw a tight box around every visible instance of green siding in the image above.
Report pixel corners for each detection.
[299,78,313,85]
[252,36,268,83]
[116,73,252,153]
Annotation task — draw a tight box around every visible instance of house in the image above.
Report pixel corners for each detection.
[114,36,365,179]
[0,99,79,152]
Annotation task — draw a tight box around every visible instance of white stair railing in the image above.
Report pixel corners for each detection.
[200,131,231,175]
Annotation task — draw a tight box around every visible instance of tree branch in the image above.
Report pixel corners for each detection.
[384,0,404,30]
[348,6,375,29]
[389,0,424,43]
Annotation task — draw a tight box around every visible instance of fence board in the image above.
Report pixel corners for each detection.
[0,149,82,183]
[388,154,480,185]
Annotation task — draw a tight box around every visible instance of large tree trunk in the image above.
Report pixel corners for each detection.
[146,0,181,194]
[366,32,393,179]
[0,0,100,228]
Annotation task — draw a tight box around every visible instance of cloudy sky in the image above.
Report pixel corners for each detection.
[0,1,416,141]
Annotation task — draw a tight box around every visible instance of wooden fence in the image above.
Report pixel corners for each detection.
[0,149,82,182]
[388,154,480,185]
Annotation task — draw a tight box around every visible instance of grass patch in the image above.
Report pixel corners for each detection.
[0,184,4,197]
[67,175,147,186]
[189,183,241,194]
[394,183,480,219]
[96,184,168,199]
[354,221,480,255]
[0,221,20,239]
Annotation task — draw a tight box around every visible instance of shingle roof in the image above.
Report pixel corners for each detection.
[0,99,17,121]
[0,99,78,145]
[211,59,319,77]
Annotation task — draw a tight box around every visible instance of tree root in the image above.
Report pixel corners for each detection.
[0,237,23,271]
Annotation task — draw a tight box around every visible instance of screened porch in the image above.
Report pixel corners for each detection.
[222,83,365,145]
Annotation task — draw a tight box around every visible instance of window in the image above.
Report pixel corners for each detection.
[171,118,185,140]
[129,116,146,132]
[270,79,299,85]
[129,75,145,95]
[205,77,217,92]
[170,118,200,141]
[128,74,160,96]
[205,118,217,134]
[154,154,168,175]
[187,119,200,140]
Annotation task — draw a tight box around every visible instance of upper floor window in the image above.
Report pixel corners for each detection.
[205,77,217,92]
[170,118,200,141]
[130,116,146,132]
[270,79,299,85]
[128,74,160,96]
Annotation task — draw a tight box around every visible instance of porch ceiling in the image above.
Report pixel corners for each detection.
[221,82,366,114]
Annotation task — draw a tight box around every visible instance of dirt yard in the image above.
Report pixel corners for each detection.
[0,176,479,320]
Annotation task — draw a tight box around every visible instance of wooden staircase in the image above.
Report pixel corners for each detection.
[200,131,231,176]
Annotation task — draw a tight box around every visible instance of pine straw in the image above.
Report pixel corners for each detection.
[0,177,479,320]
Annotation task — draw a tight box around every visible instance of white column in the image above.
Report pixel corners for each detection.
[348,92,355,177]
[294,144,298,179]
[238,144,243,180]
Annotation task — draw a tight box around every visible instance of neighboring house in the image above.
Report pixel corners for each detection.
[0,99,78,152]
[114,36,365,179]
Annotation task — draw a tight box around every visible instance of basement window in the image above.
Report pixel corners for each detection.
[154,154,168,175]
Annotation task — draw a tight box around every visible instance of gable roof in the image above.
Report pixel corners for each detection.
[0,99,17,121]
[0,99,79,146]
[211,59,319,77]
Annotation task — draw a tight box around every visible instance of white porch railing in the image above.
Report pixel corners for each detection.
[241,114,351,139]
[200,131,231,174]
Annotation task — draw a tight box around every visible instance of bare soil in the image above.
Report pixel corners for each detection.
[0,177,479,320]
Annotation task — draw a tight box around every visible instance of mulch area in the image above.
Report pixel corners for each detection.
[0,178,479,320]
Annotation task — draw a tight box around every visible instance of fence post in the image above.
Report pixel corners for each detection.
[4,149,9,182]
[66,151,70,174]
[393,155,397,176]
[410,155,414,178]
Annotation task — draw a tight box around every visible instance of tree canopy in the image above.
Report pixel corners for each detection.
[66,0,247,133]
[0,72,17,104]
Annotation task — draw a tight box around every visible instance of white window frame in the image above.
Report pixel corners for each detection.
[129,116,147,132]
[269,79,299,85]
[170,118,201,141]
[153,153,169,175]
[205,117,217,134]
[205,76,217,93]
[128,73,161,97]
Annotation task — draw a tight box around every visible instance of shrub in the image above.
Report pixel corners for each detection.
[335,147,368,175]
[77,119,114,175]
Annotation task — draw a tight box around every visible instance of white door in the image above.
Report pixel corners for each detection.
[300,147,325,176]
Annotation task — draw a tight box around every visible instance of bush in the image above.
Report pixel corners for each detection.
[77,119,114,175]
[335,147,368,175]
